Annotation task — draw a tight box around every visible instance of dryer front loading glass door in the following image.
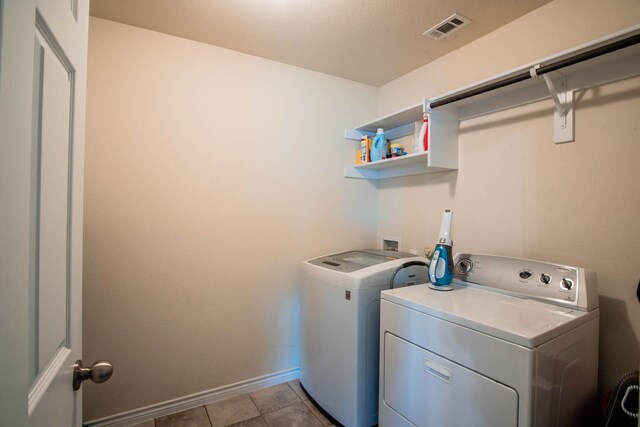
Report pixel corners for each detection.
[383,333,518,427]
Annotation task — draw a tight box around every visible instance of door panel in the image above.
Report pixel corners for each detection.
[0,0,88,425]
[35,27,73,375]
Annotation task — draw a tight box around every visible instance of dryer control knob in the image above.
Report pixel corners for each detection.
[561,278,574,290]
[519,270,532,279]
[540,274,551,285]
[456,258,473,274]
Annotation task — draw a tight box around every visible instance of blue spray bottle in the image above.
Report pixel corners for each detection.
[428,209,454,291]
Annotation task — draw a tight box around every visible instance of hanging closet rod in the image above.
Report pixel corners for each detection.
[429,32,640,110]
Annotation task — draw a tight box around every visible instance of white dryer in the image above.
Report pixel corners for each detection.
[379,253,600,427]
[300,250,429,427]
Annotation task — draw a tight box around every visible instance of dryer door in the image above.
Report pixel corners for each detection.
[383,333,518,427]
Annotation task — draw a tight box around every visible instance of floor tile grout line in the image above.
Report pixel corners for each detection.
[247,391,258,409]
[260,401,325,427]
[211,395,262,427]
[301,399,325,425]
[249,383,303,416]
[203,404,214,427]
[152,383,321,427]
[290,381,329,426]
[285,382,326,426]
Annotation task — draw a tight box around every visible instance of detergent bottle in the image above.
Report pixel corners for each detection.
[417,113,429,152]
[371,128,387,162]
[359,135,370,163]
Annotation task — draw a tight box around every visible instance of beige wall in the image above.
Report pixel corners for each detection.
[85,0,640,420]
[376,0,640,394]
[83,17,379,420]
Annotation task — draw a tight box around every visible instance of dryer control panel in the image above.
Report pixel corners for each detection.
[453,253,598,311]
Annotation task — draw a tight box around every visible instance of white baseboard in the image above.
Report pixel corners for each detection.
[84,367,300,427]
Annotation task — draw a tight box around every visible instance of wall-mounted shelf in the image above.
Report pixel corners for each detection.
[344,102,424,141]
[345,152,454,179]
[344,105,459,179]
[343,25,640,180]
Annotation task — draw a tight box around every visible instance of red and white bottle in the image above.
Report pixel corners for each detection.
[417,113,429,152]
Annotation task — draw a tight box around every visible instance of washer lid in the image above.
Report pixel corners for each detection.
[307,250,411,273]
[381,284,599,348]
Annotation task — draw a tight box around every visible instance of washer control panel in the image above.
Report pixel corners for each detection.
[453,253,598,311]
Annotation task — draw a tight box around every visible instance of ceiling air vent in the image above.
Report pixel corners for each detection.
[423,13,471,40]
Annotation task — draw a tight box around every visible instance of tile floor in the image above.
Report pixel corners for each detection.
[128,380,341,427]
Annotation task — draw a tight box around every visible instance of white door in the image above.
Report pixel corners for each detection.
[0,0,96,425]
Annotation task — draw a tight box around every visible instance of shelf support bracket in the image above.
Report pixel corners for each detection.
[542,71,574,144]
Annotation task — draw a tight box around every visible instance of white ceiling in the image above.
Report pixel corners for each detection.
[89,0,552,87]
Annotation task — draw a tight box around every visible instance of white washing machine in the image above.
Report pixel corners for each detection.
[300,250,429,427]
[379,253,600,427]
